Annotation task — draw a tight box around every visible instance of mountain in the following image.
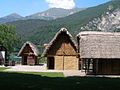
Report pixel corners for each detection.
[26,8,85,20]
[7,1,120,52]
[0,8,85,23]
[0,13,23,24]
[80,1,120,32]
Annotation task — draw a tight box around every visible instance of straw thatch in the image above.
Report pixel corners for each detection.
[77,31,120,59]
[42,28,77,57]
[17,41,40,56]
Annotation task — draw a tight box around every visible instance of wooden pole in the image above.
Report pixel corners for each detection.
[85,59,87,73]
[81,59,83,72]
[88,59,90,72]
[63,55,64,70]
[96,59,99,74]
[63,40,65,70]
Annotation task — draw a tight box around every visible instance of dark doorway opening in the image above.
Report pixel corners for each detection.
[48,57,54,69]
[23,56,27,65]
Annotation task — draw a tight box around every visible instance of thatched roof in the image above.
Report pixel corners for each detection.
[77,31,120,59]
[17,41,40,56]
[42,28,77,57]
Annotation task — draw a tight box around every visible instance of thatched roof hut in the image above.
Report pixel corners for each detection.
[42,28,79,70]
[18,41,39,57]
[77,31,120,74]
[77,31,120,59]
[18,41,40,65]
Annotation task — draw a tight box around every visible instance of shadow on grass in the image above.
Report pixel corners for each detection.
[0,72,120,90]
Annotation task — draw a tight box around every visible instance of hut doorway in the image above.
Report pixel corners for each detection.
[23,56,27,65]
[48,57,54,69]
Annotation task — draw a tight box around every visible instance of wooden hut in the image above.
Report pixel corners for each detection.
[0,45,6,65]
[18,41,40,66]
[77,31,120,74]
[42,28,79,70]
[0,52,5,65]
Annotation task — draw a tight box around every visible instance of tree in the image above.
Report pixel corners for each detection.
[0,24,19,54]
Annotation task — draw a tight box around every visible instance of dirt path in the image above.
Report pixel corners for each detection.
[4,65,120,77]
[63,70,86,77]
[5,65,63,72]
[4,65,86,76]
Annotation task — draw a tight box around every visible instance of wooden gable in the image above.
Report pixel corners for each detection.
[20,44,34,56]
[47,32,77,56]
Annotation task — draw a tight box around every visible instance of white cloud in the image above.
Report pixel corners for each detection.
[45,0,76,9]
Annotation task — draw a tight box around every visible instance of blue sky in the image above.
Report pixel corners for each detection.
[0,0,111,17]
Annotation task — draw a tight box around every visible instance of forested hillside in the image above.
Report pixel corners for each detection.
[7,1,120,52]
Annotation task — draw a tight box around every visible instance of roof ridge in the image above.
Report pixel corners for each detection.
[77,31,120,37]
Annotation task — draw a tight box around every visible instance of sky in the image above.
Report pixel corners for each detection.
[0,0,111,17]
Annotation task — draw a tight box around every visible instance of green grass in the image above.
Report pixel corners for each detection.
[0,67,120,90]
[0,67,64,77]
[14,72,64,77]
[0,67,10,71]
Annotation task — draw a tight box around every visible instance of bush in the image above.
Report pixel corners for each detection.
[38,57,47,64]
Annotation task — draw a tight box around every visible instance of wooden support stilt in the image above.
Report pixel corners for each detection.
[85,59,87,73]
[96,59,99,74]
[81,59,83,72]
[92,59,94,73]
[88,59,90,72]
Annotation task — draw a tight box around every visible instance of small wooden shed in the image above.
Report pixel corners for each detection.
[0,52,5,65]
[42,28,79,70]
[0,44,6,65]
[18,41,40,66]
[77,31,120,75]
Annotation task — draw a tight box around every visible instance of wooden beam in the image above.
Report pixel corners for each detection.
[85,59,87,73]
[88,59,90,72]
[96,59,99,74]
[81,59,83,72]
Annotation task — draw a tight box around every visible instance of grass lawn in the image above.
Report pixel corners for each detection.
[0,67,10,71]
[14,72,64,77]
[0,67,120,90]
